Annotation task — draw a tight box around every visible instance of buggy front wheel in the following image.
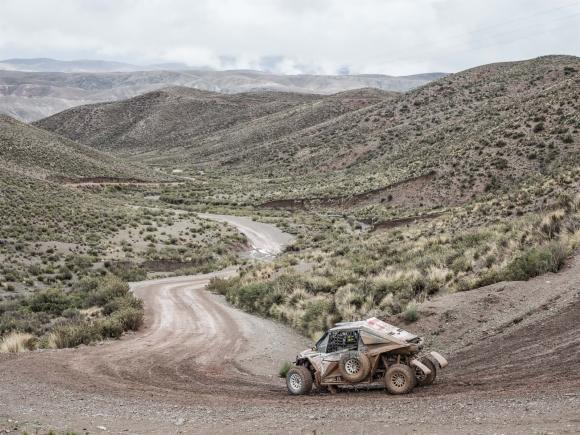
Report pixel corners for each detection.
[286,366,313,395]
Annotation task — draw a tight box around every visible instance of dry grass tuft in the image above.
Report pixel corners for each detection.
[0,332,36,353]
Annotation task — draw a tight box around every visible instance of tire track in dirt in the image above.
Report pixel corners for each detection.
[53,214,302,400]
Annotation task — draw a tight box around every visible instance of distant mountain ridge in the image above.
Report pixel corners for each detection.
[0,58,446,121]
[0,57,445,78]
[0,58,146,73]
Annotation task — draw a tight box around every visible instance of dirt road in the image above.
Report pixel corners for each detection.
[197,213,295,260]
[1,215,579,434]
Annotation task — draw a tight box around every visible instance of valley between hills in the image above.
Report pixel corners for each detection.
[0,55,579,434]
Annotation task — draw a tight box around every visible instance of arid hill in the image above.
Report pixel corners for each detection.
[0,114,160,182]
[34,87,321,154]
[189,55,580,205]
[245,54,579,204]
[34,87,394,156]
[37,55,580,206]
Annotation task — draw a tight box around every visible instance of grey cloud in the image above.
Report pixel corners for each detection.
[0,0,578,75]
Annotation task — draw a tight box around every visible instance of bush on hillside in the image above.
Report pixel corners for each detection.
[502,241,568,281]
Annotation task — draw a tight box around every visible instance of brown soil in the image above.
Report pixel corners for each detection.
[45,175,189,188]
[141,259,210,272]
[259,171,444,211]
[371,211,444,231]
[0,218,579,434]
[48,175,146,184]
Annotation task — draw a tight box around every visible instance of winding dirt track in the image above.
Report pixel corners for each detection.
[1,216,579,434]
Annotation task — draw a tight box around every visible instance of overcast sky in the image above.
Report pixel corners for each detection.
[0,0,579,75]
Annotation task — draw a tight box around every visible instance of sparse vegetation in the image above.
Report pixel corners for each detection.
[0,275,143,351]
[209,187,580,338]
[402,303,419,322]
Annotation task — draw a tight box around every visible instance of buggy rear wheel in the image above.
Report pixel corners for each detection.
[286,366,313,395]
[385,364,416,394]
[415,358,437,386]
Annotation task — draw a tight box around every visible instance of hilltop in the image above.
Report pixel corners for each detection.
[252,54,579,204]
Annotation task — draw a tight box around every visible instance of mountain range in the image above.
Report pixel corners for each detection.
[0,58,445,121]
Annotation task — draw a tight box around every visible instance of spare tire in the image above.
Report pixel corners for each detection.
[339,351,371,383]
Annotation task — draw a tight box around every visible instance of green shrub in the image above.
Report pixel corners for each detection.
[77,277,99,293]
[96,317,124,338]
[109,263,147,281]
[301,298,333,336]
[278,361,293,378]
[562,134,573,144]
[502,242,568,281]
[207,276,238,295]
[102,294,143,316]
[450,256,472,273]
[304,276,333,293]
[48,323,98,348]
[86,275,130,306]
[402,303,419,322]
[112,307,144,331]
[236,282,271,313]
[27,289,73,315]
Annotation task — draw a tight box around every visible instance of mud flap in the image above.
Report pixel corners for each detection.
[430,351,448,368]
[410,359,432,375]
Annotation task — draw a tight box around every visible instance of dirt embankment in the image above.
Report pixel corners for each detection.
[0,215,579,434]
[48,175,146,184]
[370,211,445,231]
[47,175,185,187]
[259,171,438,210]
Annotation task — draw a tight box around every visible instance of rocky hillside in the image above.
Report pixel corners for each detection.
[37,55,579,208]
[198,55,580,205]
[0,66,444,121]
[177,88,398,168]
[0,115,159,182]
[35,87,394,156]
[34,87,321,153]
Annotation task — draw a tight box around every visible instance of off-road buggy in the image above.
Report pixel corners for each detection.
[286,317,447,395]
